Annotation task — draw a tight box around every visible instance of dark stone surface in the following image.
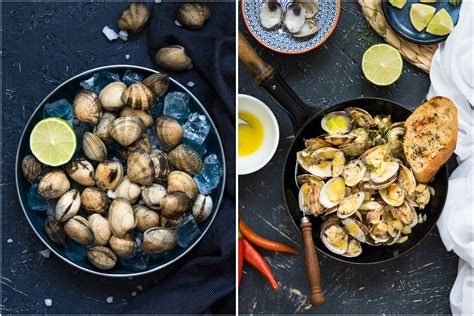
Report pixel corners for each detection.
[238,1,458,314]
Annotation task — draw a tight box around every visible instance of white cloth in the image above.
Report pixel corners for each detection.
[427,2,474,315]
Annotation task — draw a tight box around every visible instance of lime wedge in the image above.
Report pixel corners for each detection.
[410,4,436,32]
[427,8,454,36]
[362,44,403,86]
[30,117,77,166]
[389,0,407,9]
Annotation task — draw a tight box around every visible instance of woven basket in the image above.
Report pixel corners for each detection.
[358,0,438,73]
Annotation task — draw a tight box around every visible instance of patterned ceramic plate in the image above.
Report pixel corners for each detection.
[242,0,340,54]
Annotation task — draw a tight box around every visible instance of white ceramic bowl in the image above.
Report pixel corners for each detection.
[238,94,279,175]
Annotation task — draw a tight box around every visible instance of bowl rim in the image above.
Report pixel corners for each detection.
[238,94,280,175]
[241,0,341,55]
[15,64,227,277]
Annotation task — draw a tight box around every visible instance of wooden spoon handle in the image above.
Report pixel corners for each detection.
[300,217,325,306]
[238,32,274,84]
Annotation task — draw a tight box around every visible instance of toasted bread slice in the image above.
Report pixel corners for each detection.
[403,96,457,183]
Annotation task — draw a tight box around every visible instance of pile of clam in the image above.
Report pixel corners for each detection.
[260,0,320,38]
[21,72,214,271]
[296,107,434,258]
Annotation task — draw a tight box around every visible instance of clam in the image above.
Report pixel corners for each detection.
[98,82,127,111]
[293,20,319,38]
[109,198,136,237]
[177,3,211,29]
[296,0,320,18]
[87,246,117,270]
[149,150,171,182]
[142,227,177,255]
[22,155,42,183]
[343,159,366,187]
[141,184,167,210]
[337,192,364,219]
[45,216,66,247]
[142,73,170,97]
[369,221,390,243]
[297,150,332,178]
[370,161,399,184]
[341,217,367,243]
[359,201,383,211]
[343,238,362,257]
[128,134,151,154]
[298,179,324,216]
[340,142,369,157]
[161,215,183,228]
[320,220,349,255]
[311,147,340,161]
[284,3,305,33]
[109,234,136,258]
[121,83,154,110]
[81,187,110,214]
[127,149,155,185]
[332,151,346,177]
[73,90,102,125]
[159,192,192,219]
[304,138,330,149]
[167,171,198,200]
[379,183,405,207]
[109,116,144,146]
[93,112,117,144]
[366,205,385,224]
[155,115,183,150]
[259,0,283,30]
[64,215,94,245]
[115,176,141,203]
[120,107,153,128]
[296,174,323,188]
[322,134,356,146]
[169,144,204,175]
[397,201,418,228]
[117,2,150,33]
[83,132,107,162]
[154,45,192,72]
[38,169,70,199]
[387,126,405,155]
[321,111,352,135]
[134,205,160,232]
[373,115,391,130]
[319,177,346,208]
[54,189,81,223]
[192,194,213,223]
[398,164,416,194]
[345,107,373,128]
[88,213,111,246]
[95,160,124,191]
[361,145,388,169]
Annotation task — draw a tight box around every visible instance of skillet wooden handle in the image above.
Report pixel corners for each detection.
[238,32,274,84]
[300,217,325,306]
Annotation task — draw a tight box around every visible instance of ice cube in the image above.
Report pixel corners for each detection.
[122,70,143,86]
[80,71,120,94]
[182,112,210,145]
[193,154,223,195]
[64,240,87,262]
[27,182,49,211]
[163,92,190,122]
[150,97,164,120]
[177,213,201,248]
[43,99,74,123]
[119,250,149,272]
[73,121,92,150]
[181,137,207,156]
[46,200,56,217]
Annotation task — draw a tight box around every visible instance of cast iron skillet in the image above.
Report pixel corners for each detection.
[239,33,448,303]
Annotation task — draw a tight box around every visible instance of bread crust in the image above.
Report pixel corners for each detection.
[403,96,457,183]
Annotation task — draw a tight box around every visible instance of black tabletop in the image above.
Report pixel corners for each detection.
[238,2,458,314]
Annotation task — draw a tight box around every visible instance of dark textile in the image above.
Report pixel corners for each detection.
[125,1,236,314]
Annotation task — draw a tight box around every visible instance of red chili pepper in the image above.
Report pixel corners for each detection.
[242,239,279,291]
[240,219,298,254]
[238,231,244,287]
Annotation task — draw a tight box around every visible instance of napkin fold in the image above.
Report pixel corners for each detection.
[427,2,474,315]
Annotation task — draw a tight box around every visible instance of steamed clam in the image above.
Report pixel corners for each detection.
[379,183,405,207]
[38,169,70,199]
[99,82,127,111]
[73,90,102,124]
[321,111,352,135]
[22,155,42,183]
[142,227,177,255]
[122,83,154,110]
[298,178,324,216]
[342,159,366,187]
[93,112,117,144]
[83,132,107,162]
[169,144,204,175]
[109,116,144,146]
[320,219,349,255]
[319,177,346,208]
[345,107,373,128]
[167,171,198,200]
[336,192,364,219]
[81,187,110,214]
[341,217,367,243]
[95,160,124,191]
[155,115,183,150]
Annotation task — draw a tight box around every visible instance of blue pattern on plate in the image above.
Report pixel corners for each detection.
[243,0,340,54]
[382,0,460,45]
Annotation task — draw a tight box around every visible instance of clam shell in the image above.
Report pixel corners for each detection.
[284,3,305,33]
[379,183,405,207]
[38,169,70,199]
[93,112,117,144]
[337,192,365,219]
[149,150,171,182]
[128,134,151,154]
[177,3,211,29]
[88,213,112,246]
[64,215,94,245]
[345,107,373,128]
[142,73,170,97]
[169,144,204,175]
[160,192,191,219]
[296,0,319,18]
[192,194,213,223]
[22,155,42,183]
[45,216,66,247]
[161,215,183,228]
[319,177,346,208]
[320,221,349,255]
[108,198,136,237]
[293,19,319,38]
[127,149,155,185]
[167,170,198,200]
[142,227,177,255]
[259,0,283,29]
[109,116,144,146]
[95,160,124,191]
[54,189,81,223]
[134,205,160,232]
[114,176,141,203]
[81,187,110,214]
[73,90,102,125]
[83,132,107,162]
[298,179,324,216]
[141,184,167,210]
[155,115,183,150]
[342,238,362,257]
[98,82,127,111]
[343,159,366,187]
[109,234,136,258]
[154,45,192,72]
[87,246,117,270]
[117,2,150,33]
[121,83,154,110]
[120,107,153,128]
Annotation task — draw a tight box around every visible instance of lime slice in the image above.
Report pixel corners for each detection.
[362,44,403,86]
[427,8,454,36]
[30,117,77,166]
[420,0,437,3]
[410,4,436,32]
[389,0,407,9]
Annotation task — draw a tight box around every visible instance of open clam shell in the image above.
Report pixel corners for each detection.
[259,0,283,30]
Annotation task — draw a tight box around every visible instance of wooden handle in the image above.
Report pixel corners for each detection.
[300,218,325,306]
[238,32,274,84]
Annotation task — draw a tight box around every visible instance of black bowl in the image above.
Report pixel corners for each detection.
[283,97,448,264]
[15,65,226,277]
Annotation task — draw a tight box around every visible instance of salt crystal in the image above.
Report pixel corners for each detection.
[174,20,182,27]
[125,54,130,60]
[118,30,129,42]
[137,285,143,291]
[154,0,161,3]
[106,296,114,304]
[39,249,51,258]
[44,299,52,307]
[187,81,195,88]
[131,291,137,297]
[102,26,119,41]
[107,190,117,199]
[7,239,13,244]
